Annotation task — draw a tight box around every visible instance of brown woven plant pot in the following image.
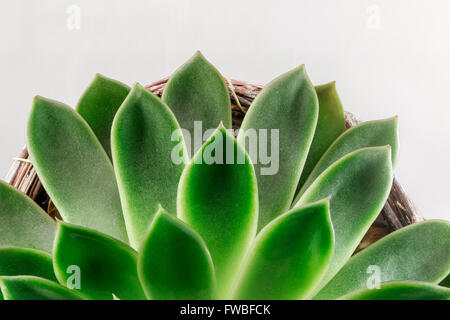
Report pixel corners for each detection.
[5,78,424,253]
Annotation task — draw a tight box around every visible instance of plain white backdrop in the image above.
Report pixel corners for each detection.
[1,0,449,219]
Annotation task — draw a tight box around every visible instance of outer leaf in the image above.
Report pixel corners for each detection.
[294,146,393,291]
[53,222,146,300]
[76,74,130,158]
[295,82,345,194]
[295,117,398,201]
[237,65,318,230]
[315,220,450,300]
[112,84,187,248]
[232,199,334,300]
[27,96,128,243]
[178,125,258,298]
[0,180,55,252]
[162,51,231,154]
[138,208,215,300]
[0,276,85,300]
[0,247,56,282]
[339,281,450,300]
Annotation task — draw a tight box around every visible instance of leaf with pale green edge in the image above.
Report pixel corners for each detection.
[315,220,450,300]
[0,276,86,300]
[178,125,258,298]
[237,65,318,230]
[112,84,187,248]
[27,96,128,243]
[295,82,345,195]
[138,207,215,300]
[232,199,334,300]
[294,117,398,202]
[0,180,56,253]
[339,281,450,300]
[76,74,130,159]
[162,51,231,155]
[294,146,393,292]
[0,247,56,282]
[53,222,146,300]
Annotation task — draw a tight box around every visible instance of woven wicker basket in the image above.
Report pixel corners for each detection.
[5,78,423,252]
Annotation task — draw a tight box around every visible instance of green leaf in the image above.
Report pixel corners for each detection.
[112,84,187,248]
[53,222,146,300]
[295,117,398,201]
[76,74,130,159]
[295,82,346,195]
[178,125,258,298]
[294,146,393,292]
[232,198,334,300]
[138,207,215,300]
[339,281,450,300]
[162,51,231,154]
[0,276,85,300]
[0,247,56,282]
[27,96,128,243]
[440,273,450,288]
[315,220,450,299]
[237,65,318,230]
[0,180,56,252]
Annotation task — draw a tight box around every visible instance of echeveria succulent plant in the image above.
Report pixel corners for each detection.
[0,52,449,300]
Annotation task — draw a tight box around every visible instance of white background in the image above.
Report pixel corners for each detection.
[1,0,449,220]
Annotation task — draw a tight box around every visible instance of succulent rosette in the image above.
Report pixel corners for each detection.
[0,52,449,300]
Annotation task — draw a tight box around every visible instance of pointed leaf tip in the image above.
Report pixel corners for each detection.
[53,222,146,300]
[112,82,186,248]
[233,199,334,300]
[138,208,215,299]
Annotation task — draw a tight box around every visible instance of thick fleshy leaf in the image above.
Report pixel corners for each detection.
[76,74,130,159]
[237,65,318,230]
[27,96,128,243]
[0,276,85,300]
[0,247,56,282]
[53,222,146,300]
[0,180,55,252]
[138,208,215,300]
[295,117,398,201]
[178,125,258,298]
[315,220,450,300]
[112,84,187,248]
[294,146,393,291]
[162,51,231,154]
[295,82,345,195]
[339,281,450,300]
[232,199,334,300]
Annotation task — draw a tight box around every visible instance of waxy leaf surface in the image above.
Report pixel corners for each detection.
[138,208,215,299]
[0,276,85,300]
[233,199,334,300]
[53,222,146,300]
[77,74,130,158]
[295,117,398,201]
[0,247,56,282]
[295,146,393,291]
[178,126,258,298]
[295,82,345,194]
[339,281,450,300]
[238,66,318,230]
[0,180,55,252]
[112,84,187,248]
[27,96,128,243]
[315,220,450,299]
[162,51,231,154]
